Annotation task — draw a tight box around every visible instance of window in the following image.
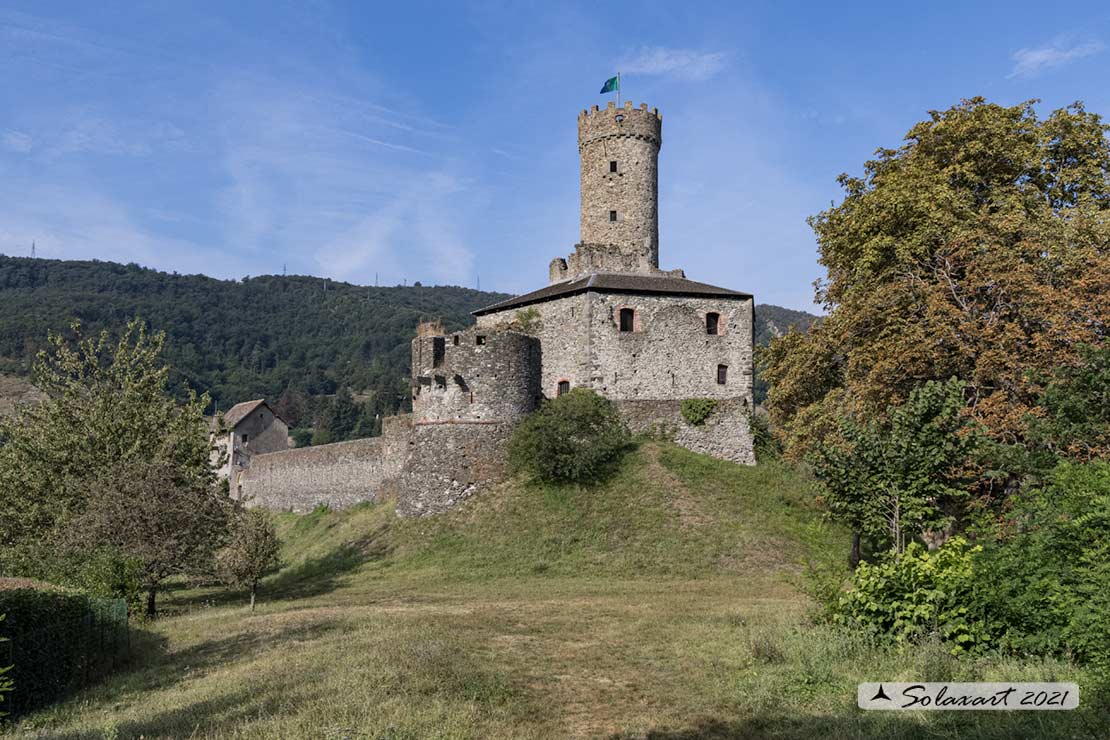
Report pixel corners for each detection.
[609,160,618,173]
[432,336,445,368]
[619,307,634,332]
[452,335,459,346]
[609,210,617,222]
[557,380,570,396]
[706,312,720,335]
[476,335,486,346]
[717,364,728,385]
[242,433,250,444]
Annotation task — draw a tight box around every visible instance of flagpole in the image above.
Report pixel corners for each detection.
[617,72,621,108]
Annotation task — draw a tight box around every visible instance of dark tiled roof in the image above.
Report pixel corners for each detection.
[222,399,268,429]
[473,272,752,316]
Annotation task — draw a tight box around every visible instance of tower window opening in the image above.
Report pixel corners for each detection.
[432,336,445,367]
[452,335,459,346]
[609,160,617,173]
[717,364,728,385]
[609,210,617,222]
[476,335,486,346]
[557,380,570,396]
[706,312,720,335]
[619,308,635,333]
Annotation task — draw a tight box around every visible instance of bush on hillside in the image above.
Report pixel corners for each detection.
[0,586,128,717]
[508,388,630,484]
[977,461,1110,671]
[832,538,993,655]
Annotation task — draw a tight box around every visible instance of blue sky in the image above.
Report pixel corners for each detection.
[1,2,1108,311]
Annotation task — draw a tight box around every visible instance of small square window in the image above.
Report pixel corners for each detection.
[609,160,617,173]
[609,210,617,222]
[476,335,486,346]
[242,433,250,444]
[717,364,728,385]
[557,380,570,396]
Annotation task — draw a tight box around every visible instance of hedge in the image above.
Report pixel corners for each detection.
[0,585,128,717]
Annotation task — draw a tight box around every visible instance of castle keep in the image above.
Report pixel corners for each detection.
[475,100,755,464]
[233,100,754,515]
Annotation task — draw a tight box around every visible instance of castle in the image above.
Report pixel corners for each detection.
[228,100,755,516]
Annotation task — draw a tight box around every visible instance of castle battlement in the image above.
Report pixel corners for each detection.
[578,101,662,150]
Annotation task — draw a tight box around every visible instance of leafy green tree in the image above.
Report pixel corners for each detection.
[508,388,630,484]
[0,320,214,552]
[1028,344,1110,464]
[65,461,231,616]
[216,509,283,611]
[811,379,981,565]
[765,99,1110,458]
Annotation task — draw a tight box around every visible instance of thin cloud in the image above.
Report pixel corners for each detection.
[618,46,729,81]
[1008,37,1104,79]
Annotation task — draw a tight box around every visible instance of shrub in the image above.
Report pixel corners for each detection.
[680,398,718,426]
[0,586,128,716]
[977,461,1110,670]
[508,388,630,484]
[832,538,993,655]
[0,616,11,719]
[747,411,781,462]
[216,509,283,611]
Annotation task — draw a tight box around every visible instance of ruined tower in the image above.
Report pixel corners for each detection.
[550,101,664,283]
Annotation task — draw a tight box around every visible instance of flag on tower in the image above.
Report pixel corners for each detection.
[600,75,619,94]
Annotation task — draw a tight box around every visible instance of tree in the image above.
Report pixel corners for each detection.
[216,509,282,611]
[764,99,1110,459]
[0,320,214,553]
[811,380,982,565]
[1028,344,1110,464]
[65,461,231,616]
[508,388,630,484]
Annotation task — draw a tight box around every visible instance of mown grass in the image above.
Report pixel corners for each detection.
[10,442,1108,738]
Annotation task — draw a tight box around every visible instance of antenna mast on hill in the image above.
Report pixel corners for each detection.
[30,241,35,258]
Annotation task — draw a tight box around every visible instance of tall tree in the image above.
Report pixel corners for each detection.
[0,320,223,613]
[764,99,1110,458]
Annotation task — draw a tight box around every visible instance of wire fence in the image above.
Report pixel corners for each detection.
[1,597,129,717]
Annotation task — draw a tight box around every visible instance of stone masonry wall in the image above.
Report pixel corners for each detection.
[394,423,512,517]
[238,415,413,512]
[615,398,755,466]
[588,293,754,402]
[475,295,590,398]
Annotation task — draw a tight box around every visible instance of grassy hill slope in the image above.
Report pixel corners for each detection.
[14,443,1101,739]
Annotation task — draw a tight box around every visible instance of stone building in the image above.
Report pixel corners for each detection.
[474,100,755,464]
[212,399,290,497]
[228,98,755,517]
[398,324,541,516]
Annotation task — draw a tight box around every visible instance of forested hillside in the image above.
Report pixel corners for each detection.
[0,255,815,432]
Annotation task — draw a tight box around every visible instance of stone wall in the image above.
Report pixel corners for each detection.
[395,422,511,517]
[615,398,755,465]
[588,293,754,402]
[238,416,413,512]
[475,294,590,398]
[411,327,540,424]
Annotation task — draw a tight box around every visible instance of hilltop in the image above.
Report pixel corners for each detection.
[13,442,1100,739]
[0,256,817,417]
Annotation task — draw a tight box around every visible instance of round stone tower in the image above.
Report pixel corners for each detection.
[578,100,663,273]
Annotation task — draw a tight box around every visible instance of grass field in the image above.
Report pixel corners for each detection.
[11,443,1108,738]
